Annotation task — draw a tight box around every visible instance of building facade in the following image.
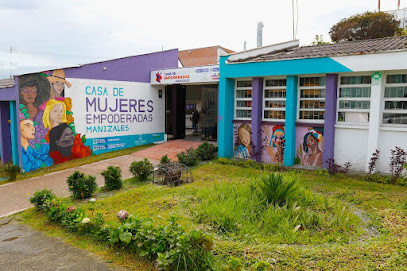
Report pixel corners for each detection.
[218,37,407,173]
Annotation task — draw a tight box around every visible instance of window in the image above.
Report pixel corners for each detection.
[235,80,252,119]
[337,75,371,124]
[298,76,326,120]
[263,78,286,120]
[383,74,407,125]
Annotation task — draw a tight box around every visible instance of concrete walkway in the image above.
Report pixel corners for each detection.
[0,139,206,218]
[0,217,117,271]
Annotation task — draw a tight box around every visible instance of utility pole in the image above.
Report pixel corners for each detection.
[378,0,381,11]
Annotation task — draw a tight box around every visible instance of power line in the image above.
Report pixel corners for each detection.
[0,47,107,60]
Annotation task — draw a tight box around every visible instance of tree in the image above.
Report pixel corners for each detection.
[329,11,402,42]
[311,35,330,45]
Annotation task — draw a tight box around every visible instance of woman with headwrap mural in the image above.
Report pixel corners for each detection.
[19,111,53,173]
[19,74,50,146]
[303,127,323,167]
[267,125,285,163]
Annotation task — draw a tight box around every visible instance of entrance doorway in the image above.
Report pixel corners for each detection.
[185,84,218,142]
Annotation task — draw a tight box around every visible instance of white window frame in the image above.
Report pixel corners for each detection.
[262,77,287,122]
[336,73,372,127]
[297,75,326,123]
[382,72,407,127]
[234,79,253,120]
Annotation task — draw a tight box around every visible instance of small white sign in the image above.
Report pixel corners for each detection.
[151,65,219,85]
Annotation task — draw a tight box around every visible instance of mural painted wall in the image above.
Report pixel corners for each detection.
[233,122,253,159]
[19,70,164,173]
[295,126,324,167]
[260,124,285,164]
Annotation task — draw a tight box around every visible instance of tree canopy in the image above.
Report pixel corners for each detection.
[329,11,402,42]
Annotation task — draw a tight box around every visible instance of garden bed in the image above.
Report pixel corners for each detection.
[17,162,407,270]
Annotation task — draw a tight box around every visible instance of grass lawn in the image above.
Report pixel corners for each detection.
[17,162,407,270]
[0,144,152,185]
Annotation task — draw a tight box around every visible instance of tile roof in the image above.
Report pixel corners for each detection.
[228,36,407,63]
[0,78,15,88]
[179,46,234,67]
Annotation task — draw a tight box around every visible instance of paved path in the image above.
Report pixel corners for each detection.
[0,217,117,271]
[0,140,207,218]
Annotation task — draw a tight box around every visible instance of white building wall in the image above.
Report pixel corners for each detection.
[377,129,407,173]
[334,127,369,172]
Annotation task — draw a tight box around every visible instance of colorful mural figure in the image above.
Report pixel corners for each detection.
[18,74,50,146]
[234,123,253,159]
[297,127,324,167]
[19,70,91,172]
[20,111,53,173]
[267,125,285,163]
[48,123,92,164]
[43,99,68,129]
[47,69,71,99]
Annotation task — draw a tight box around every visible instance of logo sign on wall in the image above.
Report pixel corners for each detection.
[151,65,219,85]
[66,79,165,154]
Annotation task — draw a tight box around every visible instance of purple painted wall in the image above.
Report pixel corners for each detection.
[251,78,263,162]
[0,84,18,101]
[322,74,338,168]
[63,49,179,82]
[0,102,11,163]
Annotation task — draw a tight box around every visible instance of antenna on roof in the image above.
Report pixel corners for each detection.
[257,22,264,48]
[243,41,247,50]
[9,46,13,78]
[398,0,400,10]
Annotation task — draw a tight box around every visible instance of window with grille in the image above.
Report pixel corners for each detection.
[235,80,252,119]
[298,76,326,121]
[382,74,407,125]
[263,78,286,120]
[337,75,371,124]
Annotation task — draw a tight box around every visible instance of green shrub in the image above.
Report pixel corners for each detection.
[159,154,171,165]
[67,171,98,199]
[177,147,199,167]
[259,173,298,206]
[3,163,21,181]
[30,189,56,210]
[130,159,153,181]
[252,261,271,270]
[101,166,122,190]
[195,141,218,161]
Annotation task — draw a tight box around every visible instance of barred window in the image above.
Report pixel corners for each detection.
[235,80,252,119]
[383,74,407,125]
[298,76,325,121]
[337,75,371,124]
[263,78,286,120]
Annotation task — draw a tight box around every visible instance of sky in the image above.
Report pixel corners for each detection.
[0,0,405,79]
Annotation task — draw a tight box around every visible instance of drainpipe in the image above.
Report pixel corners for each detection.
[257,22,264,48]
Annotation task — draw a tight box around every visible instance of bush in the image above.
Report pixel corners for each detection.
[101,166,122,191]
[258,173,298,206]
[130,159,153,181]
[3,163,21,181]
[177,147,199,167]
[159,154,171,165]
[195,141,218,161]
[30,189,56,210]
[67,171,98,199]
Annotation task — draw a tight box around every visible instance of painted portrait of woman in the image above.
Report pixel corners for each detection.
[49,123,92,164]
[267,125,285,163]
[19,74,50,145]
[20,113,53,173]
[47,69,71,99]
[234,123,253,159]
[43,99,68,130]
[302,127,323,167]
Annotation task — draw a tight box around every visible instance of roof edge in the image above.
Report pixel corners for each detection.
[227,40,300,63]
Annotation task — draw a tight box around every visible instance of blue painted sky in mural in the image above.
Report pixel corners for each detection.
[0,0,404,79]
